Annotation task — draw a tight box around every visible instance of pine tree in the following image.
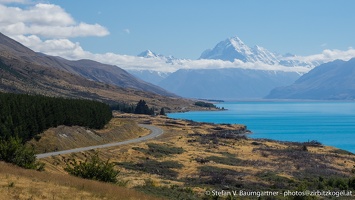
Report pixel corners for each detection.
[159,108,166,115]
[134,100,147,114]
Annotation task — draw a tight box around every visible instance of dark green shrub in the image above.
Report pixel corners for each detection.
[0,137,44,170]
[349,177,355,189]
[65,153,119,183]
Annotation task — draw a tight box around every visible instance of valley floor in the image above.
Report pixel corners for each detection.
[3,113,355,199]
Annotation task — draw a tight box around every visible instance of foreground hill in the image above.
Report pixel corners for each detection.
[266,58,355,100]
[0,161,160,200]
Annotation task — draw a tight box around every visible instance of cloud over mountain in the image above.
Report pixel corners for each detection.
[1,2,355,75]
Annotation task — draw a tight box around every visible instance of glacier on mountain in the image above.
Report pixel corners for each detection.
[199,36,319,68]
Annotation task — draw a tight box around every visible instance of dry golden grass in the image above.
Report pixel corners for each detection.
[28,118,149,154]
[78,115,355,191]
[23,114,355,199]
[0,161,161,200]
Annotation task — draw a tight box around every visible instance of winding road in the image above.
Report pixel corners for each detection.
[36,124,163,159]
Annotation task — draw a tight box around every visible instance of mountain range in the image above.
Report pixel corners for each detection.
[131,37,313,99]
[130,36,355,100]
[2,32,354,101]
[158,68,300,99]
[137,49,177,64]
[266,58,355,100]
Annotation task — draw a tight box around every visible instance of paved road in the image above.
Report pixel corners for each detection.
[36,124,163,159]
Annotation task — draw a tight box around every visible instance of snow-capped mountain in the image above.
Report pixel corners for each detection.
[199,36,319,68]
[279,54,321,68]
[131,50,178,83]
[137,50,177,64]
[199,36,279,64]
[137,50,158,58]
[125,36,342,100]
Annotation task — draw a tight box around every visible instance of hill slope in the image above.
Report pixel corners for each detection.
[0,32,192,110]
[266,58,355,100]
[0,33,174,97]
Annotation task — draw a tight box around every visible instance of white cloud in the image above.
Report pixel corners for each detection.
[13,33,355,74]
[11,34,89,59]
[0,4,74,26]
[74,48,355,73]
[2,2,355,75]
[0,3,109,38]
[284,48,355,65]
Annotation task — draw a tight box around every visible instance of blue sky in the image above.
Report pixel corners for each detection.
[20,0,355,58]
[1,0,355,72]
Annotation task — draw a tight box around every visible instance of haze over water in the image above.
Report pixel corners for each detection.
[168,101,355,153]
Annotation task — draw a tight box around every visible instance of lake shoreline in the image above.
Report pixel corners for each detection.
[169,101,355,153]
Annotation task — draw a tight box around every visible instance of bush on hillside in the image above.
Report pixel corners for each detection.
[0,137,44,170]
[64,153,119,183]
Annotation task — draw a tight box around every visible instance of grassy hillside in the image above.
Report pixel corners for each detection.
[0,161,161,200]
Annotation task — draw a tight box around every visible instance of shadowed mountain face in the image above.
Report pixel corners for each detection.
[0,33,175,98]
[0,33,194,110]
[48,58,176,97]
[266,58,355,100]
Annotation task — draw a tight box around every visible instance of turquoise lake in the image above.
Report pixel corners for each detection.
[168,101,355,153]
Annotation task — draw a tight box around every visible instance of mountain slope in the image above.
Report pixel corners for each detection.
[0,33,193,110]
[266,58,355,100]
[158,68,300,99]
[0,33,174,97]
[50,58,175,97]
